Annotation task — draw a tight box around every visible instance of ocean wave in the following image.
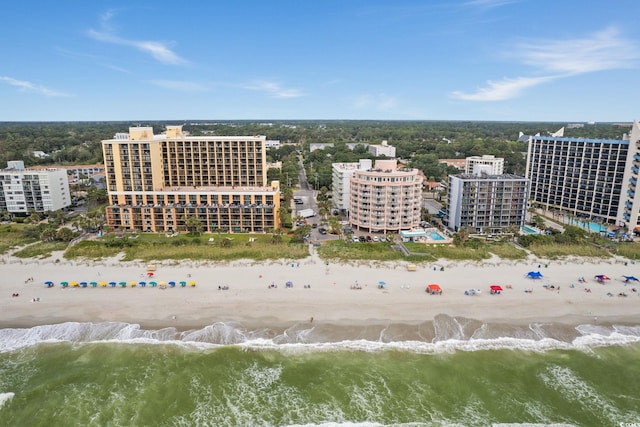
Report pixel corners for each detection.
[1,317,640,354]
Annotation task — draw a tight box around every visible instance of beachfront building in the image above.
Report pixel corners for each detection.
[447,172,529,233]
[101,126,280,233]
[368,140,396,158]
[349,159,423,233]
[465,155,504,175]
[523,121,640,229]
[0,160,71,215]
[331,159,372,213]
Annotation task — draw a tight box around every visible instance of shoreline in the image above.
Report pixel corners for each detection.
[2,251,640,335]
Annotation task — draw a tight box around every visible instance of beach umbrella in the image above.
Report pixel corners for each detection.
[129,281,137,287]
[99,281,108,287]
[188,281,196,287]
[80,281,88,287]
[60,281,69,287]
[149,281,157,287]
[490,285,503,291]
[45,281,54,287]
[109,281,117,287]
[119,281,127,287]
[527,271,543,279]
[70,281,79,287]
[427,284,442,294]
[623,275,639,282]
[179,281,187,287]
[378,281,386,286]
[90,281,98,287]
[168,281,176,286]
[594,275,610,280]
[138,281,146,287]
[147,272,154,277]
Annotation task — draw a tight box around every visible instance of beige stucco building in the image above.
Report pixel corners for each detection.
[349,159,423,233]
[102,126,280,233]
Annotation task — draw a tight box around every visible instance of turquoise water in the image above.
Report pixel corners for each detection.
[1,318,640,426]
[429,232,445,241]
[563,218,606,233]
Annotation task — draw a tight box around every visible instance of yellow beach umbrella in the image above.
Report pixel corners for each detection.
[99,281,108,287]
[130,281,137,287]
[188,281,196,287]
[70,281,79,287]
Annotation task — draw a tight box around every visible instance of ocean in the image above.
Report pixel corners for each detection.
[1,315,639,427]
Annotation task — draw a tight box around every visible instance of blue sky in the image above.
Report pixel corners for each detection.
[1,0,639,122]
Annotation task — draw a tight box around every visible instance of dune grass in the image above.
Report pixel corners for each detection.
[0,224,39,254]
[12,241,70,259]
[64,233,310,262]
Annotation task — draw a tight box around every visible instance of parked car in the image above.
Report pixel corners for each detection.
[380,236,387,242]
[359,236,366,242]
[372,236,379,242]
[352,236,359,242]
[366,236,372,242]
[319,228,327,235]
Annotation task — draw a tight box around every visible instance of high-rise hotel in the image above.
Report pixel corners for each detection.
[102,125,280,233]
[523,121,640,229]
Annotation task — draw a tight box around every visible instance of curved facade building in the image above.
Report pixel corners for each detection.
[349,160,423,233]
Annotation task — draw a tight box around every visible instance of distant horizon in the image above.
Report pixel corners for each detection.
[1,1,639,122]
[0,118,634,125]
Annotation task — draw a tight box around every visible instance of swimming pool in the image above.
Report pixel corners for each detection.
[429,232,446,241]
[563,218,606,233]
[521,225,540,235]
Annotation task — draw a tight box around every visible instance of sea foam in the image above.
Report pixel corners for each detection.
[0,392,15,409]
[1,319,640,354]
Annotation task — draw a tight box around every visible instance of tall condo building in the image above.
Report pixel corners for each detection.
[447,172,529,233]
[523,121,640,229]
[349,159,423,233]
[465,155,504,175]
[331,159,372,213]
[102,126,280,233]
[0,161,71,214]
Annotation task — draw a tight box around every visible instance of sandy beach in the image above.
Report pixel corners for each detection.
[2,247,640,331]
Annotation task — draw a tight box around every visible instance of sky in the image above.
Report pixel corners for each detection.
[1,0,640,122]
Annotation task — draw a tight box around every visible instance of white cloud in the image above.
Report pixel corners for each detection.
[149,80,208,92]
[242,80,305,98]
[451,76,557,101]
[88,11,188,65]
[515,27,637,74]
[451,26,638,101]
[0,76,70,97]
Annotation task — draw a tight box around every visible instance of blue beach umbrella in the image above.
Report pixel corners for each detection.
[139,281,147,287]
[109,281,117,287]
[45,281,54,287]
[80,281,88,287]
[168,281,176,286]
